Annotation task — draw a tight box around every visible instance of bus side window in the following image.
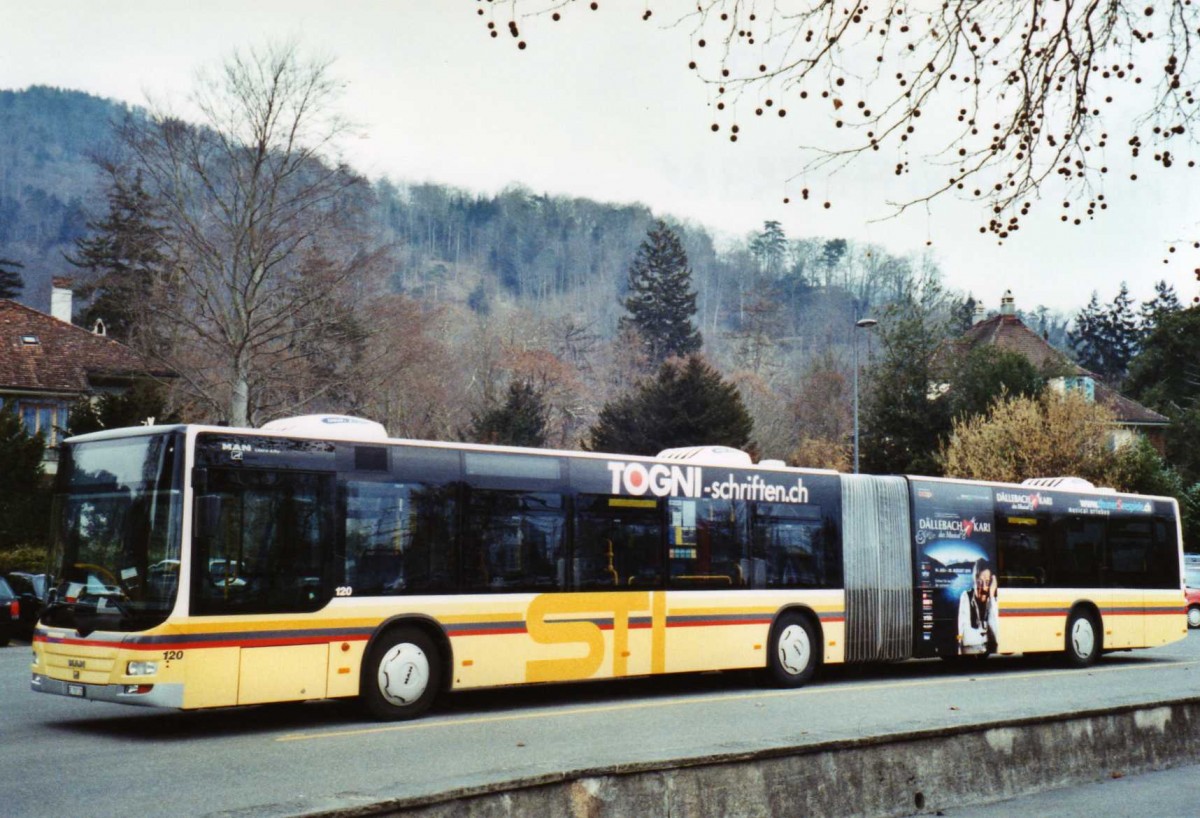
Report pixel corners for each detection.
[191,469,334,616]
[668,499,746,589]
[573,495,663,590]
[1107,517,1154,588]
[462,490,565,592]
[750,503,831,589]
[1148,517,1181,589]
[1107,513,1179,590]
[343,481,456,595]
[1049,517,1104,587]
[996,523,1046,588]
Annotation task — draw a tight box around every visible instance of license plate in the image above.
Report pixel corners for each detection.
[67,684,85,698]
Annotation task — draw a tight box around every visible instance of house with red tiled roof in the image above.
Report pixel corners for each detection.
[0,280,171,473]
[954,290,1169,451]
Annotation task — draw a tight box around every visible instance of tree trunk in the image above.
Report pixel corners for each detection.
[230,374,250,428]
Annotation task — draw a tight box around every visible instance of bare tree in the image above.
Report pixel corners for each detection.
[342,296,464,441]
[479,3,1200,240]
[120,42,387,426]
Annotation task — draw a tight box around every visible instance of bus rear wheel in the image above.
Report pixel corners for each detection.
[765,612,818,688]
[362,626,442,720]
[1065,610,1101,668]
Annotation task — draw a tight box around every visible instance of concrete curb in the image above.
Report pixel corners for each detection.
[306,696,1200,818]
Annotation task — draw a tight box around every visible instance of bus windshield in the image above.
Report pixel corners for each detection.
[44,432,183,634]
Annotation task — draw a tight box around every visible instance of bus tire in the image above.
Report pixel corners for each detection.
[765,612,818,688]
[361,626,442,721]
[1065,609,1101,667]
[1188,606,1200,630]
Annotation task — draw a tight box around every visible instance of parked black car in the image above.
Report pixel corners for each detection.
[4,572,45,639]
[0,577,19,646]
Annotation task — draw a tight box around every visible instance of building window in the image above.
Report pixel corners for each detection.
[16,400,67,447]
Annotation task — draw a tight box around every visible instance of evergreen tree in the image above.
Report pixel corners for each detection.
[587,356,753,455]
[749,220,788,279]
[0,404,49,549]
[67,380,178,436]
[945,346,1045,422]
[66,170,167,342]
[1070,284,1140,383]
[821,238,847,272]
[859,299,952,476]
[466,380,548,447]
[950,293,979,334]
[1140,279,1182,333]
[1068,291,1108,376]
[0,258,23,300]
[1125,306,1200,486]
[1104,282,1139,381]
[618,220,702,364]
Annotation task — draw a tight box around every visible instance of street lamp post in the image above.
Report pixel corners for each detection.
[852,317,878,474]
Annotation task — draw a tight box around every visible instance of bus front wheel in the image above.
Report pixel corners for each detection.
[362,626,442,720]
[1065,609,1101,667]
[765,612,819,688]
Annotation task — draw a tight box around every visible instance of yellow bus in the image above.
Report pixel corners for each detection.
[31,416,1189,719]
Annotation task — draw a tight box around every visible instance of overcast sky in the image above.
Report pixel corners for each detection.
[4,0,1198,313]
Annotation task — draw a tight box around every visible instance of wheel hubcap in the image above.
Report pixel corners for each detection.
[377,643,430,706]
[1071,618,1095,659]
[1189,608,1200,629]
[778,624,811,676]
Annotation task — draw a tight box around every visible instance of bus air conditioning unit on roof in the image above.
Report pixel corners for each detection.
[655,446,754,467]
[1021,476,1094,489]
[259,415,389,441]
[1021,476,1114,493]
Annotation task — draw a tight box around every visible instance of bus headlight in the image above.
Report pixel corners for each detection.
[126,661,158,676]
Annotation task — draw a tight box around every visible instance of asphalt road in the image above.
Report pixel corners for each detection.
[4,632,1199,818]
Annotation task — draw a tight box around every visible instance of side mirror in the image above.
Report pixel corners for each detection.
[195,494,223,540]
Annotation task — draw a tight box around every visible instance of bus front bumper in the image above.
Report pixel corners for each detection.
[31,673,184,708]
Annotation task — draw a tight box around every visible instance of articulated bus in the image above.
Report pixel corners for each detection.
[31,415,1188,720]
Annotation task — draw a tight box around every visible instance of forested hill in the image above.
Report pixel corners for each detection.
[0,87,126,305]
[0,87,664,317]
[0,85,1071,358]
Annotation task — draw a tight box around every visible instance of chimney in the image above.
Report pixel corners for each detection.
[1000,289,1015,317]
[972,302,987,325]
[50,277,73,323]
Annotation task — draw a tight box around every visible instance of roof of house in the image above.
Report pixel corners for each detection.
[0,299,169,396]
[955,312,1169,427]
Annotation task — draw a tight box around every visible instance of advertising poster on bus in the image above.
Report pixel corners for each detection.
[910,480,997,658]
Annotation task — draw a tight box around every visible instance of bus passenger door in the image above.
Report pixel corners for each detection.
[191,467,336,705]
[1052,516,1117,650]
[1104,517,1153,649]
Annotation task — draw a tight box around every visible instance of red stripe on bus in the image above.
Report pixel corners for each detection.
[666,618,775,628]
[1000,608,1183,618]
[36,628,369,647]
[447,627,528,637]
[35,611,850,651]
